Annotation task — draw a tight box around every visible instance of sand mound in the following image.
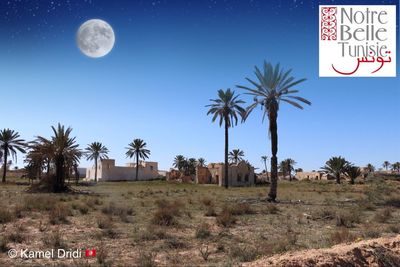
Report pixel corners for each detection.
[244,235,400,267]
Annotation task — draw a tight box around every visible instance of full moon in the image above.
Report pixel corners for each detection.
[76,19,115,58]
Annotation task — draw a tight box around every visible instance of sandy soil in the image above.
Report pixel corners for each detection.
[244,235,400,267]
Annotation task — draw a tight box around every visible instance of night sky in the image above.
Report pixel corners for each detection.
[0,0,399,171]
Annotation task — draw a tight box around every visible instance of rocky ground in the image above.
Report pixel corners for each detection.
[245,235,400,267]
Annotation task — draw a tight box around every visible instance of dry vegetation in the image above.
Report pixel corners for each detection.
[0,175,399,266]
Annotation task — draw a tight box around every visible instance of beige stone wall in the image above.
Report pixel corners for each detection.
[86,159,159,181]
[198,161,255,187]
[296,171,323,180]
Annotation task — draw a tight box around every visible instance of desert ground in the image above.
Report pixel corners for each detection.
[0,175,399,266]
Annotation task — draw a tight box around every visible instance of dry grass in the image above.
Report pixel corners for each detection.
[0,176,399,266]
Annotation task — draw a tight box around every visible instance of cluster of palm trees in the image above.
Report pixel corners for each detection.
[383,161,400,172]
[207,62,311,200]
[0,124,151,192]
[173,155,206,176]
[321,156,365,185]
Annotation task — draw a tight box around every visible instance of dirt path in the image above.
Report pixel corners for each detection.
[244,235,400,267]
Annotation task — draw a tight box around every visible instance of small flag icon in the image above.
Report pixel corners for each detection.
[85,249,96,257]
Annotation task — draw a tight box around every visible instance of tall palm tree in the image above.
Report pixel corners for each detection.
[261,155,269,181]
[229,149,244,164]
[126,139,150,181]
[0,129,26,183]
[206,89,246,189]
[237,62,310,201]
[382,161,391,171]
[85,142,109,182]
[321,156,351,184]
[197,158,206,167]
[346,166,361,185]
[36,124,81,192]
[173,155,186,171]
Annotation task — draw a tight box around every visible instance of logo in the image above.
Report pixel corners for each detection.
[85,249,97,257]
[319,5,396,77]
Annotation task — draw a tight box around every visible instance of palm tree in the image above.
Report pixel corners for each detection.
[197,158,206,167]
[126,139,150,181]
[188,158,197,175]
[237,62,310,201]
[85,142,109,182]
[286,158,296,181]
[206,89,246,189]
[229,149,244,164]
[321,156,351,184]
[391,162,400,173]
[346,166,361,185]
[366,163,375,173]
[0,129,26,183]
[382,161,391,171]
[36,124,81,192]
[261,155,269,181]
[173,155,186,171]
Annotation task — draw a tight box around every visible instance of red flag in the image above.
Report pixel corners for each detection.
[85,249,96,257]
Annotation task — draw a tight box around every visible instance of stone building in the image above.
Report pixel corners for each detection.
[295,171,324,180]
[85,159,159,181]
[195,161,255,187]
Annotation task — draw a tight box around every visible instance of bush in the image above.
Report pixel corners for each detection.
[71,203,89,215]
[195,223,211,239]
[22,195,56,211]
[204,206,217,217]
[151,200,183,226]
[7,232,25,243]
[329,228,355,245]
[312,208,336,220]
[102,202,134,217]
[164,237,186,249]
[137,250,157,267]
[335,209,361,228]
[98,215,113,229]
[216,207,236,227]
[374,208,392,223]
[229,245,259,262]
[201,197,213,207]
[134,227,168,242]
[43,230,66,249]
[0,209,14,223]
[384,196,400,207]
[49,204,71,225]
[0,236,9,252]
[228,203,255,215]
[261,204,279,215]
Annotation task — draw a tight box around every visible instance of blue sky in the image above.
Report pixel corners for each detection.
[0,0,399,171]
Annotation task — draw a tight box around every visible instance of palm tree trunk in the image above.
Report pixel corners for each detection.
[336,173,341,184]
[2,151,7,183]
[94,158,98,182]
[224,116,229,189]
[55,156,64,192]
[268,110,278,202]
[136,153,139,181]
